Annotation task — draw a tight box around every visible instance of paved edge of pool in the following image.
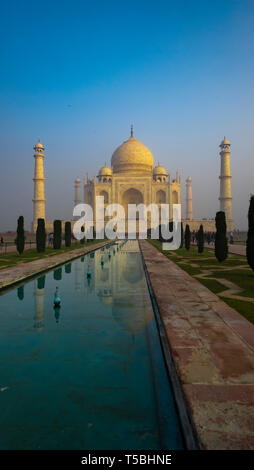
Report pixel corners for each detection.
[0,241,112,293]
[139,240,254,450]
[139,241,200,450]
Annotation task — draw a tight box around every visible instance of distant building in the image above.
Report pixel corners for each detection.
[32,130,234,234]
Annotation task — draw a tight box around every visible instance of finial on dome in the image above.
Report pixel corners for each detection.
[34,139,44,150]
[130,124,133,137]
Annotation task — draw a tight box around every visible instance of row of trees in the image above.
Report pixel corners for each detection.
[15,195,254,271]
[184,212,228,262]
[16,218,73,254]
[184,223,205,254]
[247,195,254,271]
[183,196,254,271]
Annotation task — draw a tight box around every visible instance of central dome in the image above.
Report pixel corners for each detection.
[111,135,154,173]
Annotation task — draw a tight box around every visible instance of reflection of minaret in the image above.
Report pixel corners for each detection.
[75,260,82,291]
[33,141,46,230]
[219,137,233,230]
[185,177,193,220]
[34,280,45,331]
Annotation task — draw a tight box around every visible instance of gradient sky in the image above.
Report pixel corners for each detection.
[0,0,253,231]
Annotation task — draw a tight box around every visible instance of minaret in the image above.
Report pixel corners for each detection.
[33,140,46,230]
[74,177,81,206]
[219,137,233,230]
[186,177,193,220]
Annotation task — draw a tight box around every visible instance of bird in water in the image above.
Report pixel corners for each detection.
[54,286,61,308]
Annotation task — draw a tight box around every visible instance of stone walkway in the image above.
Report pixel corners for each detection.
[140,240,254,450]
[0,241,109,290]
[202,242,246,256]
[0,242,36,253]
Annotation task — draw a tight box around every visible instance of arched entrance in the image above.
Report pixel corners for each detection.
[172,190,178,204]
[99,190,108,204]
[156,190,166,204]
[122,188,143,206]
[121,188,144,237]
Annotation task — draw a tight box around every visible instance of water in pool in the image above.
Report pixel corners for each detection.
[0,240,183,449]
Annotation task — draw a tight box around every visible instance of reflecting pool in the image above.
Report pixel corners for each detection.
[0,241,183,449]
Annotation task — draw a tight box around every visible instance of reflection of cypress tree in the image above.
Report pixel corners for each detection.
[65,263,72,274]
[17,285,24,300]
[53,267,62,281]
[37,275,46,289]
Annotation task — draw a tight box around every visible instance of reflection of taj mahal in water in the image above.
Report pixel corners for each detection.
[29,241,153,336]
[32,128,235,233]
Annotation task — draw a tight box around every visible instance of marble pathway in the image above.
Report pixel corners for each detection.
[140,240,254,450]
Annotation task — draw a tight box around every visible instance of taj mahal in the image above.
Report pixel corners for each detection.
[32,128,234,233]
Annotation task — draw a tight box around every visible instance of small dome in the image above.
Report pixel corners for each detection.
[98,165,112,176]
[75,177,81,183]
[111,136,154,173]
[153,164,167,176]
[186,176,192,182]
[34,140,44,149]
[220,136,230,146]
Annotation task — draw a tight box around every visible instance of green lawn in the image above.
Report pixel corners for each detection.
[0,240,105,270]
[211,268,254,298]
[220,297,254,325]
[148,239,254,325]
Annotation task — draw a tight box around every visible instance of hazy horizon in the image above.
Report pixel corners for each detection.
[0,0,253,231]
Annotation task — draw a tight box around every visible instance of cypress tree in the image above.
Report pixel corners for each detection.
[197,224,204,254]
[80,226,85,244]
[185,224,191,250]
[65,263,72,274]
[246,195,254,271]
[16,216,25,254]
[36,218,46,253]
[53,220,62,249]
[215,211,228,262]
[180,222,184,248]
[65,221,71,247]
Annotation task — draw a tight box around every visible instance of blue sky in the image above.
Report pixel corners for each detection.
[0,0,253,230]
